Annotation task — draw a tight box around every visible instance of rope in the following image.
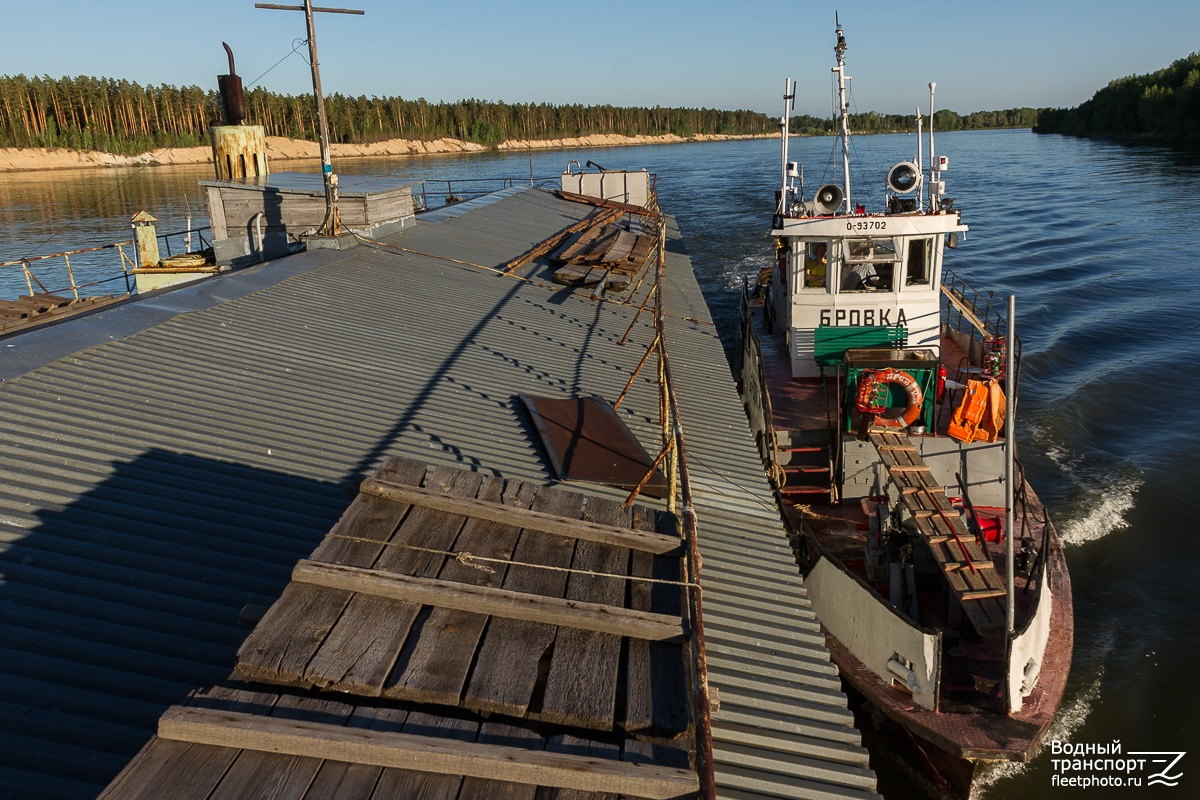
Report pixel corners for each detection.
[325,532,699,588]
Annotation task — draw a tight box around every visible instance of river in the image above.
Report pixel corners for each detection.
[2,130,1197,798]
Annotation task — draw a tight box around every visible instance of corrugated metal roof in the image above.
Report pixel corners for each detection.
[0,186,878,799]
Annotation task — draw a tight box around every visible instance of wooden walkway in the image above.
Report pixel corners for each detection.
[868,427,1007,634]
[99,456,699,799]
[0,292,124,336]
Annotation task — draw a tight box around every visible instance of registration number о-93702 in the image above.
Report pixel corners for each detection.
[846,220,887,232]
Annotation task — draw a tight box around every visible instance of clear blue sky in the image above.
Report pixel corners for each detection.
[4,1,1197,116]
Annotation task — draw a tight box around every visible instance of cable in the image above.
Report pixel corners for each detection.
[246,39,310,89]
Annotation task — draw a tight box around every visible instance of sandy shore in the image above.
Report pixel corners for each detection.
[0,132,772,173]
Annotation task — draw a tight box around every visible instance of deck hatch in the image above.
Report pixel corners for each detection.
[520,394,668,498]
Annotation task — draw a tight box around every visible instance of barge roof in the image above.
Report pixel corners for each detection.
[0,186,878,799]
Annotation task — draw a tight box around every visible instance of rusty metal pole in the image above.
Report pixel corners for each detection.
[255,3,364,236]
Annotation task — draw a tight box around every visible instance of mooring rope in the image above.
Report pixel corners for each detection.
[325,532,699,588]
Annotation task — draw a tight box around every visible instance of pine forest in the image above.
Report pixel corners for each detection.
[0,73,1043,156]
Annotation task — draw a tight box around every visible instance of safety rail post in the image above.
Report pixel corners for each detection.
[21,260,34,296]
[613,332,659,411]
[117,245,134,294]
[63,254,80,300]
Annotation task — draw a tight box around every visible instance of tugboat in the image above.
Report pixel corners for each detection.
[738,17,1073,796]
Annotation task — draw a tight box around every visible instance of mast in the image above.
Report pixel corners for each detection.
[833,16,851,213]
[916,108,925,212]
[1005,296,1016,636]
[780,78,793,214]
[928,82,938,209]
[255,2,364,237]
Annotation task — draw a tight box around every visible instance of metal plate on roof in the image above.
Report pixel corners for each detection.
[520,394,667,498]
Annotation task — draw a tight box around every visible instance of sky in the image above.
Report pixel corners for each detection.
[4,0,1198,117]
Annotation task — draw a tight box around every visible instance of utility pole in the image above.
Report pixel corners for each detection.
[254,2,364,237]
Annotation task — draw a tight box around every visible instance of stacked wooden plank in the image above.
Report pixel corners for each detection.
[553,223,656,291]
[0,292,122,336]
[100,457,698,799]
[868,428,1007,635]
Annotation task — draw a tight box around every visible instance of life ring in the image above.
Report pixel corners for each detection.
[868,368,924,428]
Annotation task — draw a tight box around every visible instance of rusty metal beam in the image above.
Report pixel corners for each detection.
[557,190,659,218]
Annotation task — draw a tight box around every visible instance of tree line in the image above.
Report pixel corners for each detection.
[0,73,1042,156]
[791,107,1042,135]
[1034,52,1200,144]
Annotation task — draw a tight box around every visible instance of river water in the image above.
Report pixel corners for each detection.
[2,131,1197,798]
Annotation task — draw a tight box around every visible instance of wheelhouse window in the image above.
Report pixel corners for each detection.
[906,237,933,286]
[801,240,829,290]
[840,237,896,292]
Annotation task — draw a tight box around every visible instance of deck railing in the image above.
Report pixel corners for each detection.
[940,265,1022,381]
[1,224,212,300]
[411,175,562,211]
[611,189,716,799]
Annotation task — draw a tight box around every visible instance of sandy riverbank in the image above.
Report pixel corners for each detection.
[0,132,773,173]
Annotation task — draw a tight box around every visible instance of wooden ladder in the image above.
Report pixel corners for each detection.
[868,427,1007,635]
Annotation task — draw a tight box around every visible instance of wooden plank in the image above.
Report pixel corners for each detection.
[292,559,685,642]
[901,485,945,495]
[623,738,692,771]
[458,722,542,800]
[303,701,408,798]
[556,223,614,263]
[461,487,583,717]
[370,710,475,800]
[235,583,353,687]
[383,477,536,705]
[553,263,594,286]
[583,266,610,287]
[205,689,355,799]
[623,507,690,738]
[374,467,486,575]
[286,464,474,693]
[207,186,228,240]
[504,207,621,273]
[309,458,427,567]
[301,591,421,696]
[961,588,1007,600]
[303,760,385,800]
[360,478,682,555]
[557,190,657,216]
[156,706,698,800]
[536,497,630,730]
[204,746,318,799]
[97,740,236,800]
[541,734,623,800]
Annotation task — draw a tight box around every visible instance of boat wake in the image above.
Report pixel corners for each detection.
[1042,441,1141,547]
[717,253,770,290]
[1057,474,1139,546]
[970,673,1103,799]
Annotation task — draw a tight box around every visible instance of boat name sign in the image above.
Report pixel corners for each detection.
[819,307,909,327]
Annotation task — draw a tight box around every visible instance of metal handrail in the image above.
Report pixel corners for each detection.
[412,175,562,210]
[2,224,213,300]
[941,265,1023,378]
[616,191,715,799]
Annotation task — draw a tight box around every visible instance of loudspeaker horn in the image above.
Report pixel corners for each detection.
[887,161,922,194]
[813,184,844,215]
